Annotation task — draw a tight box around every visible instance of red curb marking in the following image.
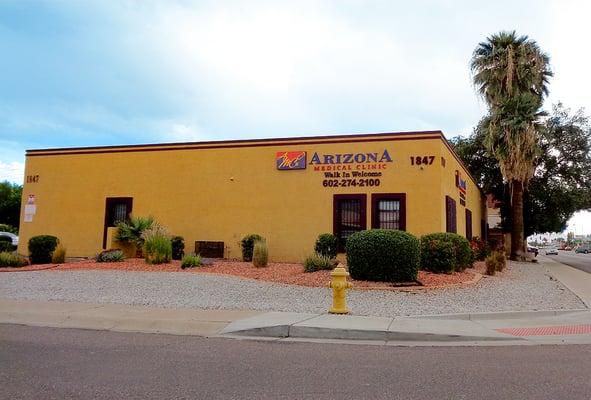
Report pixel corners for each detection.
[496,324,591,336]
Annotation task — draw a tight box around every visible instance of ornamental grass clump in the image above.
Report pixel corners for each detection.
[241,234,264,262]
[485,250,507,276]
[347,229,420,283]
[181,253,202,269]
[303,253,336,273]
[51,244,66,264]
[0,252,28,268]
[142,224,172,264]
[96,249,125,262]
[252,240,268,268]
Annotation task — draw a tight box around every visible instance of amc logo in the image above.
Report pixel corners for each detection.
[276,151,307,170]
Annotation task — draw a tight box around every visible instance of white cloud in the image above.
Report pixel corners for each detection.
[162,123,206,142]
[0,161,25,184]
[567,211,591,236]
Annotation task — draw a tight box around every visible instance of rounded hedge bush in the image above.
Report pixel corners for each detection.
[420,232,473,272]
[420,238,456,273]
[346,229,420,282]
[241,234,264,262]
[28,235,59,264]
[314,233,338,259]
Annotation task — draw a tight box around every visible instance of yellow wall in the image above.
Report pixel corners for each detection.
[18,132,486,262]
[439,140,486,238]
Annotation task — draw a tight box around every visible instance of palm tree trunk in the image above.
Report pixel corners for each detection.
[510,179,526,260]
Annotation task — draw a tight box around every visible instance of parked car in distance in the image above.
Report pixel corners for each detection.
[527,246,539,257]
[0,232,18,252]
[544,247,558,255]
[575,245,590,254]
[0,232,18,246]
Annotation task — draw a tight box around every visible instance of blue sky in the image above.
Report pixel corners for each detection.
[1,0,590,233]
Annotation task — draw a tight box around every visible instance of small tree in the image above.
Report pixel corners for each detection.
[0,181,22,230]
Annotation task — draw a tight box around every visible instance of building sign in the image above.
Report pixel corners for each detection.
[309,149,393,171]
[24,194,37,222]
[276,151,307,170]
[276,148,394,188]
[455,170,467,206]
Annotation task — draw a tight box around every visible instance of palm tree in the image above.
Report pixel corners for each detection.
[471,31,551,106]
[471,31,552,260]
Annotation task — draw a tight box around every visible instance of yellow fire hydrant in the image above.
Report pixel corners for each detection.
[328,264,353,314]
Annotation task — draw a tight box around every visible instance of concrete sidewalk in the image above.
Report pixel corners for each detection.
[221,308,591,345]
[0,298,262,337]
[2,298,591,346]
[2,257,591,346]
[538,255,591,307]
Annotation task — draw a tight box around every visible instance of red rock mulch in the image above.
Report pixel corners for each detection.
[2,258,485,290]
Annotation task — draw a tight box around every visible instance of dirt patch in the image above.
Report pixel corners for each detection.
[2,258,484,290]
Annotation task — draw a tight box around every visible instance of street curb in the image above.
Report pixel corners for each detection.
[407,308,589,321]
[0,264,59,273]
[223,324,520,342]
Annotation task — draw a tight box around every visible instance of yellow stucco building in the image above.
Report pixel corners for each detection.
[18,130,486,262]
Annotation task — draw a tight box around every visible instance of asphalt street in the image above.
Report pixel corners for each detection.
[544,251,591,274]
[2,324,591,400]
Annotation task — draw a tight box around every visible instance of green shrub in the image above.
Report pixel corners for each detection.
[0,224,18,234]
[143,231,172,264]
[96,249,125,262]
[181,253,202,269]
[420,239,456,273]
[115,216,155,249]
[314,233,338,259]
[141,225,171,264]
[470,237,490,261]
[346,229,420,282]
[241,234,263,262]
[303,253,336,273]
[171,236,185,260]
[0,252,28,267]
[28,235,59,264]
[252,240,269,268]
[485,251,506,275]
[0,238,14,252]
[51,245,66,264]
[420,233,473,272]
